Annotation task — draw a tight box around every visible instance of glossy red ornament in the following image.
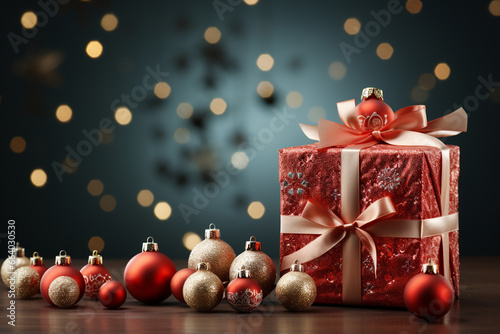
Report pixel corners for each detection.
[226,267,263,313]
[356,87,394,132]
[170,268,196,303]
[99,280,127,309]
[30,252,48,282]
[80,250,112,299]
[40,250,85,306]
[124,237,176,304]
[404,261,455,321]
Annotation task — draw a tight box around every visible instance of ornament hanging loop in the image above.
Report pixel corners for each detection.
[142,236,159,252]
[205,223,220,239]
[56,250,71,265]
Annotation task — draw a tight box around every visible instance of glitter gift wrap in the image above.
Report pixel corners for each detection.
[278,144,460,308]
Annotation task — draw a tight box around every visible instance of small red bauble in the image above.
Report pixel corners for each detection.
[40,250,85,306]
[170,268,196,303]
[80,250,112,299]
[404,261,455,321]
[124,237,176,304]
[226,267,263,313]
[99,281,127,309]
[356,87,394,132]
[30,252,48,282]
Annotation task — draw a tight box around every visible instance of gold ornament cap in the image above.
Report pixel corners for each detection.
[205,223,220,239]
[290,260,304,272]
[88,250,103,265]
[142,236,159,252]
[237,267,252,279]
[30,251,44,266]
[245,236,262,251]
[196,262,211,271]
[361,87,384,101]
[55,250,71,266]
[422,259,438,275]
[14,243,25,257]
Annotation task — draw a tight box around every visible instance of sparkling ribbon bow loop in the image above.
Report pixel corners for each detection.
[281,197,397,278]
[299,99,468,149]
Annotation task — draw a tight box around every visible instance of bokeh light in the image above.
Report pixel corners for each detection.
[55,105,72,123]
[489,0,500,16]
[286,91,303,108]
[344,18,361,35]
[244,0,259,5]
[174,128,190,144]
[100,195,117,212]
[101,13,118,31]
[257,81,274,98]
[137,189,155,207]
[30,169,47,187]
[177,103,194,119]
[376,43,394,60]
[256,54,274,71]
[88,236,105,252]
[154,82,171,99]
[328,62,347,80]
[115,107,132,125]
[21,11,37,29]
[434,63,451,80]
[308,106,326,123]
[10,136,26,153]
[182,232,202,250]
[154,202,172,220]
[406,0,423,14]
[247,201,265,219]
[210,98,227,115]
[411,86,429,103]
[231,151,249,170]
[86,41,103,58]
[87,179,104,196]
[204,27,221,44]
[418,73,436,91]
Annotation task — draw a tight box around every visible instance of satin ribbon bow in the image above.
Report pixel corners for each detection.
[281,197,396,277]
[299,100,467,149]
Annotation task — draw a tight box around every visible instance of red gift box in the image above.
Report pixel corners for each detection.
[278,99,467,307]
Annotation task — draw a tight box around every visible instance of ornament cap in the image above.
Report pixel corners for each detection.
[237,266,252,279]
[142,236,159,252]
[290,260,305,272]
[88,250,103,265]
[245,236,262,251]
[361,87,384,101]
[196,262,211,271]
[14,242,25,257]
[422,259,438,275]
[205,223,220,239]
[55,250,71,266]
[30,251,44,266]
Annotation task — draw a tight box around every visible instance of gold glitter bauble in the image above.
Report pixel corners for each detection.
[188,230,235,282]
[48,276,80,308]
[276,271,317,311]
[229,249,276,298]
[14,266,40,298]
[1,256,30,287]
[183,263,224,312]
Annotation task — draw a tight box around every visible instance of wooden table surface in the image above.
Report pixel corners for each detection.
[1,257,498,334]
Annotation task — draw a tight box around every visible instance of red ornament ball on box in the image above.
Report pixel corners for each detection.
[80,251,112,299]
[40,251,85,306]
[404,263,454,321]
[356,98,394,132]
[226,268,263,313]
[170,268,196,303]
[124,237,176,304]
[99,281,127,309]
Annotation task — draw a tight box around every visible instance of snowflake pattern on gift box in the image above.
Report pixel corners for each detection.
[282,171,309,195]
[363,282,375,294]
[376,167,401,191]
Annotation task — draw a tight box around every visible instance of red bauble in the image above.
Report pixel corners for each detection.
[170,268,196,303]
[40,251,85,306]
[31,264,48,280]
[99,281,127,309]
[80,251,112,299]
[404,263,454,321]
[226,268,263,313]
[124,237,176,304]
[356,99,394,132]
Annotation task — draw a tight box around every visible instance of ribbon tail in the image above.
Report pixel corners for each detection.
[299,123,320,141]
[354,228,378,278]
[420,107,468,137]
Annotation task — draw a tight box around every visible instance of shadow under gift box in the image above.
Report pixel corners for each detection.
[279,144,459,308]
